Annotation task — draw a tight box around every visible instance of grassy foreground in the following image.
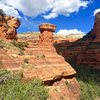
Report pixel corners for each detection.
[68,59,100,100]
[0,70,48,100]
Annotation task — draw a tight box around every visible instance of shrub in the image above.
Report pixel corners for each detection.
[68,59,100,100]
[35,54,45,59]
[24,58,29,64]
[0,45,4,49]
[0,39,4,49]
[11,40,28,50]
[18,50,24,56]
[0,70,48,100]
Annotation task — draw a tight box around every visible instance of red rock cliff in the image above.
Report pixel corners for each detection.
[92,12,100,41]
[0,15,20,40]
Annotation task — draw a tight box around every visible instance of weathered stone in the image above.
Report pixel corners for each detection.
[48,78,80,100]
[0,15,20,40]
[92,12,100,42]
[39,23,56,47]
[0,49,23,71]
[0,22,80,100]
[54,12,100,69]
[75,12,100,69]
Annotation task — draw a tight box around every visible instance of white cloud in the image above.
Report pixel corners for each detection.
[56,29,85,36]
[5,0,50,17]
[43,0,89,19]
[93,8,100,16]
[0,4,20,18]
[0,0,90,19]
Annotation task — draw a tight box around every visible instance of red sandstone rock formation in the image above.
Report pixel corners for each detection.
[39,23,56,47]
[92,12,100,42]
[54,12,100,69]
[54,33,84,43]
[75,12,100,69]
[0,49,23,71]
[77,47,100,69]
[0,22,80,99]
[0,15,20,40]
[23,23,80,99]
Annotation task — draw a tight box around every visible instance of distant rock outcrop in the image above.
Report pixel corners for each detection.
[0,10,20,40]
[66,33,84,42]
[0,22,80,99]
[39,23,56,47]
[76,12,100,69]
[54,12,100,69]
[91,12,100,41]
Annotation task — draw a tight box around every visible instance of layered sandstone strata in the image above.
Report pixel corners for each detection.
[0,22,80,99]
[23,23,80,99]
[39,23,56,47]
[77,42,100,69]
[76,12,100,69]
[54,12,100,69]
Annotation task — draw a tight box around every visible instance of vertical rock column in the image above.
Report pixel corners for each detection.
[39,23,56,47]
[92,12,100,42]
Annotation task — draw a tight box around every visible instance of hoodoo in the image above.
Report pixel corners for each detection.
[39,23,56,47]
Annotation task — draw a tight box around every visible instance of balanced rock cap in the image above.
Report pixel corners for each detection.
[39,23,56,32]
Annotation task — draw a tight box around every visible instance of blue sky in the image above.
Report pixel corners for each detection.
[0,0,100,35]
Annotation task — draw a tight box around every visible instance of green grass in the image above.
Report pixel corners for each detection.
[68,59,100,100]
[0,39,22,53]
[0,70,48,100]
[11,40,28,50]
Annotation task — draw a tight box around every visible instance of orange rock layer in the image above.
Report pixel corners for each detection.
[0,15,20,40]
[0,23,80,100]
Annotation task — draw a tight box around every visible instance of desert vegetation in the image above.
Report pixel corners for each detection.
[0,7,100,99]
[11,40,29,50]
[68,59,100,100]
[0,70,48,100]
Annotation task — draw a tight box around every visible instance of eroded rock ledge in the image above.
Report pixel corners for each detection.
[0,22,80,100]
[0,12,20,40]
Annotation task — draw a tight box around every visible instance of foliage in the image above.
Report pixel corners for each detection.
[35,54,45,59]
[87,42,100,49]
[0,70,48,100]
[68,59,100,100]
[18,50,25,55]
[0,39,21,51]
[0,39,4,49]
[24,58,29,64]
[11,40,28,50]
